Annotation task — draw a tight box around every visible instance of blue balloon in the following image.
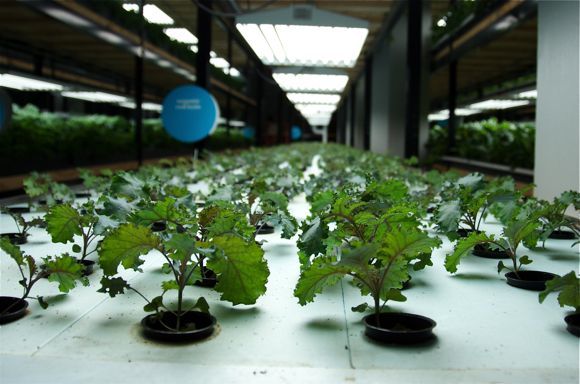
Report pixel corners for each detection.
[161,85,219,143]
[291,125,302,141]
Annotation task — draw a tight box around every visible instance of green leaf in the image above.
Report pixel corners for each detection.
[503,216,540,249]
[45,204,81,243]
[435,200,461,233]
[539,271,580,311]
[72,244,82,253]
[351,303,369,312]
[161,280,179,291]
[45,254,85,293]
[519,255,532,265]
[37,296,49,309]
[294,256,351,305]
[209,235,269,305]
[99,224,160,275]
[497,260,508,274]
[134,197,179,225]
[297,217,328,260]
[0,237,24,265]
[98,276,130,297]
[166,233,197,261]
[144,296,164,312]
[445,232,493,273]
[193,297,210,313]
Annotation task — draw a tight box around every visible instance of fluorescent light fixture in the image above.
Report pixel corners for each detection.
[164,28,198,44]
[210,51,217,58]
[123,4,174,25]
[210,57,229,69]
[307,115,331,126]
[437,18,447,27]
[190,45,198,53]
[238,24,368,67]
[295,103,336,116]
[468,99,530,110]
[259,24,286,62]
[62,91,128,103]
[236,24,274,63]
[517,89,537,99]
[0,74,64,91]
[119,101,163,112]
[236,5,369,67]
[428,112,449,122]
[273,73,348,92]
[42,6,92,28]
[229,68,241,77]
[287,93,340,105]
[427,108,481,121]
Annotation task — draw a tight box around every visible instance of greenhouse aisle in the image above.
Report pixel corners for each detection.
[0,161,578,384]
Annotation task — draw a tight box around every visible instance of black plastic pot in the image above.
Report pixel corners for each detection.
[194,267,218,288]
[457,228,479,238]
[0,233,28,245]
[548,230,576,240]
[4,206,30,214]
[505,270,559,291]
[472,244,509,259]
[564,313,580,337]
[0,296,29,324]
[151,221,167,232]
[141,311,217,342]
[256,223,275,235]
[75,192,92,199]
[79,260,96,276]
[363,312,436,344]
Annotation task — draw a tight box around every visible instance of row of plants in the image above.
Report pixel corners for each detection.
[426,118,535,169]
[1,143,578,344]
[0,105,252,176]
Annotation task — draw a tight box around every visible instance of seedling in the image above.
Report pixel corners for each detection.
[0,207,44,243]
[0,237,87,314]
[98,198,269,332]
[295,182,441,325]
[539,271,580,312]
[445,212,541,277]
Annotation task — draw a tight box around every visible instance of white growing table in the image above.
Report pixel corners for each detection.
[1,166,578,384]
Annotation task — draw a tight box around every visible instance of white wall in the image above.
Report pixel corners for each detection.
[534,1,580,205]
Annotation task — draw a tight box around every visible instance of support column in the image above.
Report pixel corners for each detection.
[196,0,212,90]
[534,1,580,202]
[225,28,232,136]
[405,0,422,158]
[134,0,145,166]
[363,57,372,150]
[448,59,457,154]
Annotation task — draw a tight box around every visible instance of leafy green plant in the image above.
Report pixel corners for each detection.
[0,237,87,312]
[434,173,516,239]
[444,212,541,277]
[0,207,44,239]
[23,172,73,206]
[295,182,441,324]
[537,191,580,245]
[45,201,114,264]
[97,198,269,332]
[539,271,580,312]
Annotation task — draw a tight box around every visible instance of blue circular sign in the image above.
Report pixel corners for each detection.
[161,85,219,143]
[0,89,12,132]
[291,125,302,141]
[243,126,255,139]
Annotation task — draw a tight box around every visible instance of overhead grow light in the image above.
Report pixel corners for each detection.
[468,99,531,110]
[287,93,340,105]
[164,28,198,44]
[0,73,64,91]
[236,5,369,67]
[62,91,128,103]
[516,89,537,99]
[122,4,174,25]
[273,73,348,93]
